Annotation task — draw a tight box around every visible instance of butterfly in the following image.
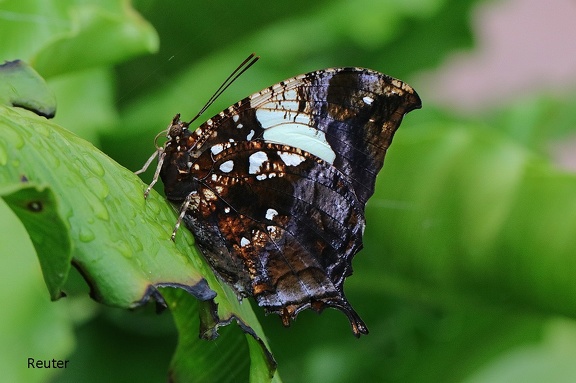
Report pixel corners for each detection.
[138,56,421,336]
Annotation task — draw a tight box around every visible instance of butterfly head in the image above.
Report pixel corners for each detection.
[163,114,189,146]
[155,115,200,201]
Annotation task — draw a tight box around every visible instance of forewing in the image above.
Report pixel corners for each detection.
[189,68,421,204]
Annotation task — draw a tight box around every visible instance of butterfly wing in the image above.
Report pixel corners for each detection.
[159,68,421,336]
[183,68,421,203]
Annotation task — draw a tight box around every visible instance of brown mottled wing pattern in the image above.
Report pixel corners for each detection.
[159,68,421,336]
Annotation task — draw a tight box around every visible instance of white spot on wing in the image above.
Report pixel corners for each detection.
[262,124,336,164]
[283,89,298,100]
[265,208,278,220]
[391,79,403,88]
[203,189,217,201]
[249,151,268,174]
[240,237,250,247]
[246,130,255,140]
[363,96,374,105]
[219,160,234,173]
[233,114,239,122]
[277,151,306,166]
[211,144,225,156]
[250,82,340,163]
[256,109,311,127]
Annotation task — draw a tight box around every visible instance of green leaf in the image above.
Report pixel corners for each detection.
[164,262,278,381]
[0,103,277,381]
[0,0,159,144]
[0,183,71,300]
[0,197,75,383]
[0,60,56,118]
[165,289,256,383]
[0,0,159,78]
[0,105,210,307]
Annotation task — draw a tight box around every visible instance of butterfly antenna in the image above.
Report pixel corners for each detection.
[187,53,260,125]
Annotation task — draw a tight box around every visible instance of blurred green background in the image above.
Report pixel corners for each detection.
[2,0,576,382]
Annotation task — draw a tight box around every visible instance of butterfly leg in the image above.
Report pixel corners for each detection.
[134,148,160,175]
[171,191,195,241]
[135,150,166,199]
